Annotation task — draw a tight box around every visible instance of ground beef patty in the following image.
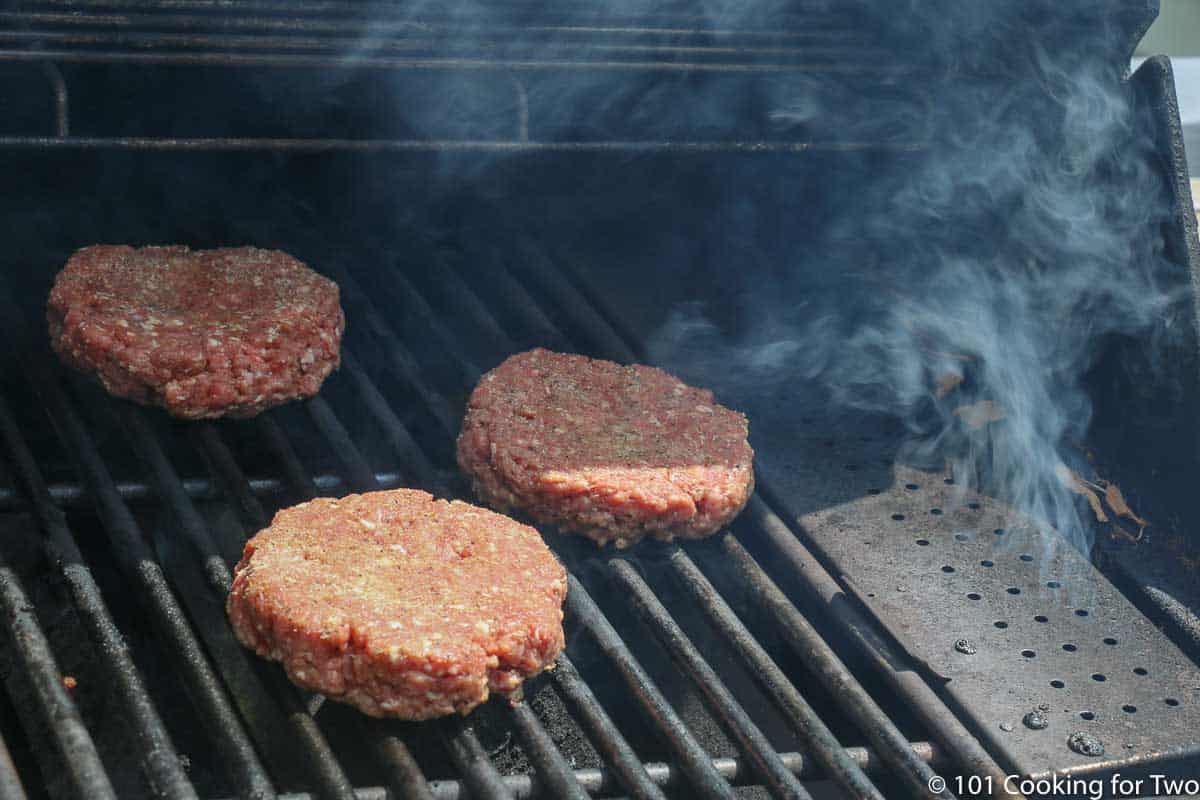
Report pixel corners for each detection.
[458,349,754,547]
[226,489,567,719]
[47,245,344,419]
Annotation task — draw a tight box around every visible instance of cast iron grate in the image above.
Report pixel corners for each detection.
[0,233,967,799]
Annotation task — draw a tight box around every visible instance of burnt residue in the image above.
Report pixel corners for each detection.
[1023,710,1049,730]
[1067,731,1105,757]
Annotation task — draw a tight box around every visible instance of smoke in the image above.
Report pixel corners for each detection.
[214,1,1187,557]
[647,10,1187,555]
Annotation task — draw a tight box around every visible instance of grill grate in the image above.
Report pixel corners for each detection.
[3,208,1197,798]
[0,0,879,71]
[0,1,929,154]
[0,236,968,799]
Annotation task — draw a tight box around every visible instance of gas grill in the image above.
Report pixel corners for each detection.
[1,2,1199,799]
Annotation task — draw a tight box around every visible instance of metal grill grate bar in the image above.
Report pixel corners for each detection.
[0,470,405,513]
[0,45,876,77]
[17,354,284,799]
[638,549,891,800]
[24,0,864,31]
[547,656,669,800]
[0,395,204,800]
[368,734,437,800]
[331,269,469,440]
[509,702,591,800]
[388,268,492,381]
[713,533,952,799]
[2,6,858,40]
[219,739,944,800]
[0,29,875,62]
[438,717,517,800]
[303,396,383,492]
[17,323,357,799]
[0,559,116,799]
[119,401,444,800]
[338,350,442,481]
[563,577,736,800]
[607,559,813,800]
[368,267,484,384]
[0,136,919,153]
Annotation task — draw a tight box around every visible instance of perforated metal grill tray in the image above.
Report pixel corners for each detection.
[760,426,1200,780]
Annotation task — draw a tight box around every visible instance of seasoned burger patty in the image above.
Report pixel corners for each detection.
[226,489,567,719]
[47,245,344,419]
[457,349,754,546]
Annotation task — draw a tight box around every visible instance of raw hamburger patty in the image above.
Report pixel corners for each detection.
[226,489,567,719]
[457,349,754,546]
[47,245,344,419]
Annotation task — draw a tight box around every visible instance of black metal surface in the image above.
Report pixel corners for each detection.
[0,730,28,800]
[610,554,874,800]
[547,657,670,800]
[0,0,944,155]
[0,0,881,74]
[0,561,116,800]
[1088,56,1200,665]
[0,396,203,800]
[25,364,347,798]
[216,741,944,800]
[0,470,406,512]
[678,536,952,800]
[607,558,812,800]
